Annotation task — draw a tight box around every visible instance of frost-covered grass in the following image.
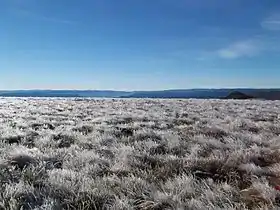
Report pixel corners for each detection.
[0,98,280,209]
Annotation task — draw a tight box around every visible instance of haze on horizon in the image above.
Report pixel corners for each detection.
[1,0,280,90]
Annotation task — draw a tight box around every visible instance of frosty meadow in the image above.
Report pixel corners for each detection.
[0,98,280,209]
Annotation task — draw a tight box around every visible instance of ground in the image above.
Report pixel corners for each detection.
[0,98,280,210]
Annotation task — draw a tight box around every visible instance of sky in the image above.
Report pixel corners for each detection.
[1,0,280,90]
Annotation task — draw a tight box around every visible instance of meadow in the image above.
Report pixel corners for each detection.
[0,98,280,209]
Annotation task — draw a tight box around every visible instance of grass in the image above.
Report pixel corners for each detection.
[0,98,280,209]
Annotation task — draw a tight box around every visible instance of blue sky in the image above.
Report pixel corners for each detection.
[1,0,280,90]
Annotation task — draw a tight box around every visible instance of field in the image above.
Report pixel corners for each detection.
[0,98,280,210]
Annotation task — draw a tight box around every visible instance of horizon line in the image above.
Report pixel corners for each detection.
[0,88,280,92]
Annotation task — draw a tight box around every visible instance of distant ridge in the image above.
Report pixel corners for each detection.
[0,90,131,98]
[122,89,280,100]
[224,91,255,100]
[0,89,279,100]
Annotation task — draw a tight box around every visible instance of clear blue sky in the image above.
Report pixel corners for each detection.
[1,0,280,90]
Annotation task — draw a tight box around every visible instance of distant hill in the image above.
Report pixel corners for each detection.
[224,91,255,100]
[0,90,131,98]
[123,89,280,100]
[123,89,231,99]
[0,89,279,100]
[243,90,280,100]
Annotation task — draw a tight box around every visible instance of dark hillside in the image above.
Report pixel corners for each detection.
[225,91,256,100]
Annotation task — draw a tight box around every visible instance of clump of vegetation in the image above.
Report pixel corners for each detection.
[0,98,280,209]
